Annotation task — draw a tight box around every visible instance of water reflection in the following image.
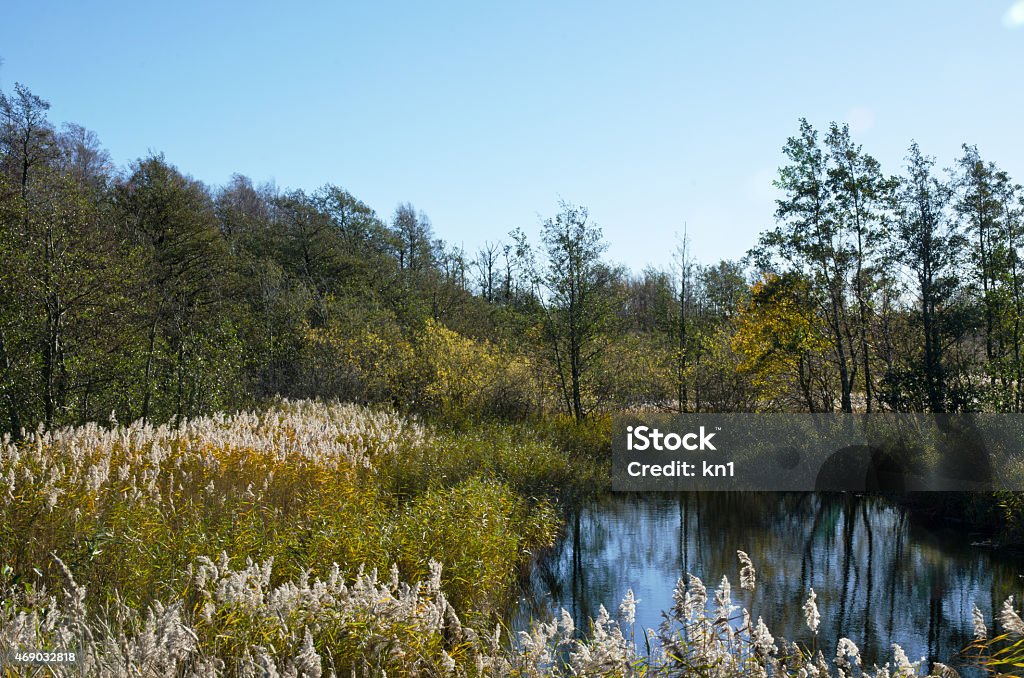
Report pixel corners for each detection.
[512,493,1024,675]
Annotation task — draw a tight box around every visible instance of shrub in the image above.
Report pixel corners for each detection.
[413,319,538,422]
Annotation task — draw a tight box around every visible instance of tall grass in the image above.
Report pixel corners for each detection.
[0,401,1007,675]
[0,401,570,627]
[2,545,1007,676]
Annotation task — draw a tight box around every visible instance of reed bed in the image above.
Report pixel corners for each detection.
[4,546,1017,676]
[0,401,1015,675]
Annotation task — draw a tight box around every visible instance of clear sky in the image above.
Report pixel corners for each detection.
[2,1,1023,272]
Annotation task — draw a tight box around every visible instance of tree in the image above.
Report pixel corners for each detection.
[473,241,502,303]
[0,168,27,435]
[689,260,751,411]
[56,123,113,191]
[757,119,858,411]
[215,174,273,246]
[954,145,1013,394]
[699,260,748,320]
[895,143,966,413]
[391,202,434,272]
[0,84,56,435]
[315,185,395,297]
[317,185,381,247]
[674,232,697,412]
[272,189,339,326]
[732,272,832,411]
[825,122,894,412]
[0,83,56,199]
[116,155,235,422]
[0,87,128,431]
[1001,181,1024,411]
[26,172,126,428]
[537,202,617,421]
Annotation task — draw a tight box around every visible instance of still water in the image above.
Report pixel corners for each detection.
[512,493,1024,674]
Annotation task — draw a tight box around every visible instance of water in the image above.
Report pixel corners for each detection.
[512,493,1024,674]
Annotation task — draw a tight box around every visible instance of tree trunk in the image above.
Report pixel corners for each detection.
[141,319,159,423]
[0,328,22,438]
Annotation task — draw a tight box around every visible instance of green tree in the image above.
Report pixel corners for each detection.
[116,155,237,422]
[733,272,832,411]
[1002,181,1024,411]
[537,202,617,421]
[895,143,966,413]
[825,122,894,412]
[689,260,752,412]
[215,176,312,399]
[953,145,1016,401]
[0,85,129,432]
[757,119,858,411]
[0,83,56,201]
[391,202,434,272]
[0,168,28,435]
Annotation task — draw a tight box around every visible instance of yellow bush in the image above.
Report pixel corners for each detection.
[305,318,538,419]
[731,274,829,407]
[414,319,536,420]
[305,321,416,402]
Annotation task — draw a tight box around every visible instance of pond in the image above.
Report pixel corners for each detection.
[511,493,1024,675]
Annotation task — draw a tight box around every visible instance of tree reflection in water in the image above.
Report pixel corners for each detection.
[511,493,1024,674]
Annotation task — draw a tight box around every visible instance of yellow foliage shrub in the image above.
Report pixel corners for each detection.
[413,319,536,420]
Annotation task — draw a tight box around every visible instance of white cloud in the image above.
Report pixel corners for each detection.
[1004,1,1024,28]
[845,106,876,134]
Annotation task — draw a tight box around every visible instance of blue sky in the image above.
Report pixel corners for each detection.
[2,1,1023,272]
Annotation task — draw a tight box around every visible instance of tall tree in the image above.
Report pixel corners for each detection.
[733,272,832,412]
[758,119,857,411]
[674,231,698,412]
[56,123,113,191]
[116,155,234,422]
[0,168,27,435]
[538,202,616,421]
[954,145,1010,392]
[0,85,56,435]
[1002,181,1024,411]
[896,143,965,413]
[825,122,893,412]
[0,88,126,431]
[391,202,434,272]
[690,260,751,412]
[0,83,56,200]
[473,241,501,303]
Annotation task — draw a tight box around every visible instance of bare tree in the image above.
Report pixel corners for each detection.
[474,241,501,302]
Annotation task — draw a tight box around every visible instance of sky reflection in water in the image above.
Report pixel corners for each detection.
[513,493,1024,675]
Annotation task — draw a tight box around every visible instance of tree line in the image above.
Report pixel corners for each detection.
[2,82,1023,436]
[750,120,1024,413]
